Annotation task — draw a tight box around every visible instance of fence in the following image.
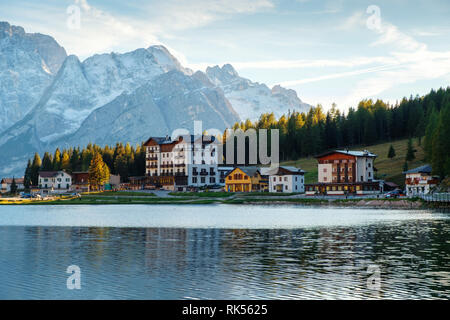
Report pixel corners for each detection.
[418,193,450,203]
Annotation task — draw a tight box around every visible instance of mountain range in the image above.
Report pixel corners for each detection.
[0,21,311,176]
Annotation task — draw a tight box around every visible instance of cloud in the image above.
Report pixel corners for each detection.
[1,0,273,59]
[189,56,397,71]
[276,15,450,109]
[148,0,273,32]
[278,63,403,86]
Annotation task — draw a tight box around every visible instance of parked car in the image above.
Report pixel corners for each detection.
[385,189,405,198]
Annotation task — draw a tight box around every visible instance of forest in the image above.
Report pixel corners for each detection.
[23,86,450,186]
[227,86,450,179]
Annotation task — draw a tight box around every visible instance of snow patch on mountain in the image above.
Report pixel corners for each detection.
[205,64,311,121]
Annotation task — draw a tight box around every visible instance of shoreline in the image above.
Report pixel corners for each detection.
[1,196,446,209]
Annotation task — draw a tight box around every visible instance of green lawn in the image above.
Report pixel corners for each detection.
[281,138,426,187]
[82,191,156,197]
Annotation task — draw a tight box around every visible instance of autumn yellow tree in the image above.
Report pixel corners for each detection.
[88,153,110,190]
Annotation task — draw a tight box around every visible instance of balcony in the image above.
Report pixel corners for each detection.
[175,163,185,167]
[192,171,198,176]
[175,172,187,176]
[200,171,208,176]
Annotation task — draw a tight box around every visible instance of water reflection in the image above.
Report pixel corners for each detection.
[0,218,448,299]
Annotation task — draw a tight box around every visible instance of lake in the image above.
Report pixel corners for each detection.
[0,204,448,299]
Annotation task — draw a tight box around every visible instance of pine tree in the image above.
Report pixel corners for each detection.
[387,145,396,159]
[41,152,53,171]
[405,138,416,161]
[10,177,18,195]
[424,107,439,161]
[30,153,42,186]
[431,101,450,178]
[24,159,32,190]
[403,161,409,172]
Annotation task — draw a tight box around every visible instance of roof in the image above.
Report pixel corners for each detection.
[178,134,216,145]
[267,166,305,176]
[143,136,171,146]
[38,171,59,178]
[315,149,377,158]
[38,171,69,178]
[1,177,24,184]
[403,164,432,174]
[228,166,260,177]
[384,181,399,187]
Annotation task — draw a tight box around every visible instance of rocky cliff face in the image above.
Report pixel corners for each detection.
[205,64,311,120]
[0,21,67,132]
[60,70,239,148]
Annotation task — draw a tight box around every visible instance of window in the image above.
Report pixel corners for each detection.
[201,177,205,183]
[210,177,215,183]
[192,177,197,183]
[295,185,297,190]
[368,163,371,168]
[324,177,327,181]
[273,177,276,181]
[368,172,371,177]
[323,168,327,173]
[295,177,297,181]
[285,185,288,190]
[284,177,287,181]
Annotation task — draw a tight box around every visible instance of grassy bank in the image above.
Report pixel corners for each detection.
[82,191,156,197]
[168,191,232,198]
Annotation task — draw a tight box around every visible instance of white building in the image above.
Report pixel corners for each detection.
[404,164,438,196]
[1,177,25,193]
[144,135,219,189]
[38,171,72,194]
[268,166,305,193]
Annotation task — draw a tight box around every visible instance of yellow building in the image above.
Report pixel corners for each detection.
[225,167,264,192]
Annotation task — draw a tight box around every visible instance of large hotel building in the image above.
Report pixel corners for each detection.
[305,150,381,195]
[141,135,220,190]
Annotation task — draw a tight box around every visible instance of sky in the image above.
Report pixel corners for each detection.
[1,0,450,111]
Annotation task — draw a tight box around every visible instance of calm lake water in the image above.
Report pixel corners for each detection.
[0,204,448,299]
